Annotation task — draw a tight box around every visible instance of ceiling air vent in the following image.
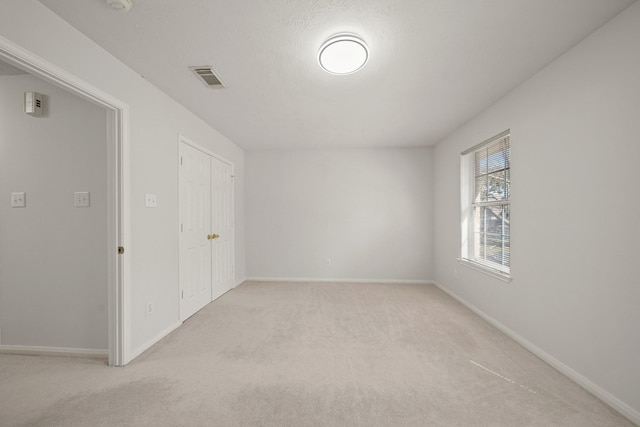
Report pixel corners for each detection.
[190,66,225,89]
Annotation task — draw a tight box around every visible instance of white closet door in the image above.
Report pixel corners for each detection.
[179,143,212,321]
[210,156,234,300]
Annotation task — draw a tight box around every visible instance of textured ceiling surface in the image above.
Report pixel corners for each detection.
[39,0,636,149]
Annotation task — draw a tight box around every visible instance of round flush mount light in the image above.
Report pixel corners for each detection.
[106,0,133,12]
[318,34,369,75]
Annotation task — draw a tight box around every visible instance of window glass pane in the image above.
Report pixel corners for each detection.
[473,205,510,268]
[474,136,510,203]
[487,171,508,201]
[475,175,487,202]
[487,140,507,172]
[475,149,488,175]
[505,142,511,168]
[504,168,510,200]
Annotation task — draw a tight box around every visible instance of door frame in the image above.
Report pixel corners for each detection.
[0,36,130,366]
[178,135,235,313]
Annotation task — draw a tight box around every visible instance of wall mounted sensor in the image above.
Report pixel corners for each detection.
[24,92,43,116]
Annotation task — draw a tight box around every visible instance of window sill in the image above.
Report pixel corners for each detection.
[457,258,512,283]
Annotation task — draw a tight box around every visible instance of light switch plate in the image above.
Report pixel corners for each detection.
[11,192,26,208]
[74,192,90,207]
[145,193,157,208]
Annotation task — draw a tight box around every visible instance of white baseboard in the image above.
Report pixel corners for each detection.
[245,277,433,285]
[127,320,181,363]
[433,281,640,425]
[0,345,107,359]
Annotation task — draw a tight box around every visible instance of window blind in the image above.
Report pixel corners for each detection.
[470,133,510,271]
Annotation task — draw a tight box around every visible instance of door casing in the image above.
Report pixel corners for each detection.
[0,35,130,366]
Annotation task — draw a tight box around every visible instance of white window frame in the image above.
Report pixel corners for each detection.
[459,130,511,282]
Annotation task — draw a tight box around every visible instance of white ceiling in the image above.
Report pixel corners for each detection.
[39,0,636,149]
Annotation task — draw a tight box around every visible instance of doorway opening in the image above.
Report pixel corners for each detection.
[0,37,129,366]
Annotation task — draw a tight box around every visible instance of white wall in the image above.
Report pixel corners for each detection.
[2,1,637,419]
[246,148,432,281]
[0,74,107,350]
[0,0,245,360]
[433,2,640,421]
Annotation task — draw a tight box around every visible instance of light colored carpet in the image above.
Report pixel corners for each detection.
[0,281,633,426]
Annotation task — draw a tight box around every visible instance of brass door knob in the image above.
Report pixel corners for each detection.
[207,234,213,240]
[212,233,220,239]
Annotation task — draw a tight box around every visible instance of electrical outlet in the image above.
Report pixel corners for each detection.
[145,193,157,208]
[74,192,90,207]
[325,258,331,266]
[146,301,154,316]
[11,192,26,208]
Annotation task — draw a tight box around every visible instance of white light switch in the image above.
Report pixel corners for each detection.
[11,192,26,208]
[74,192,90,207]
[145,193,157,208]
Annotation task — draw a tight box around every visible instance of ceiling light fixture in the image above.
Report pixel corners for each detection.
[106,0,133,12]
[318,34,369,75]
